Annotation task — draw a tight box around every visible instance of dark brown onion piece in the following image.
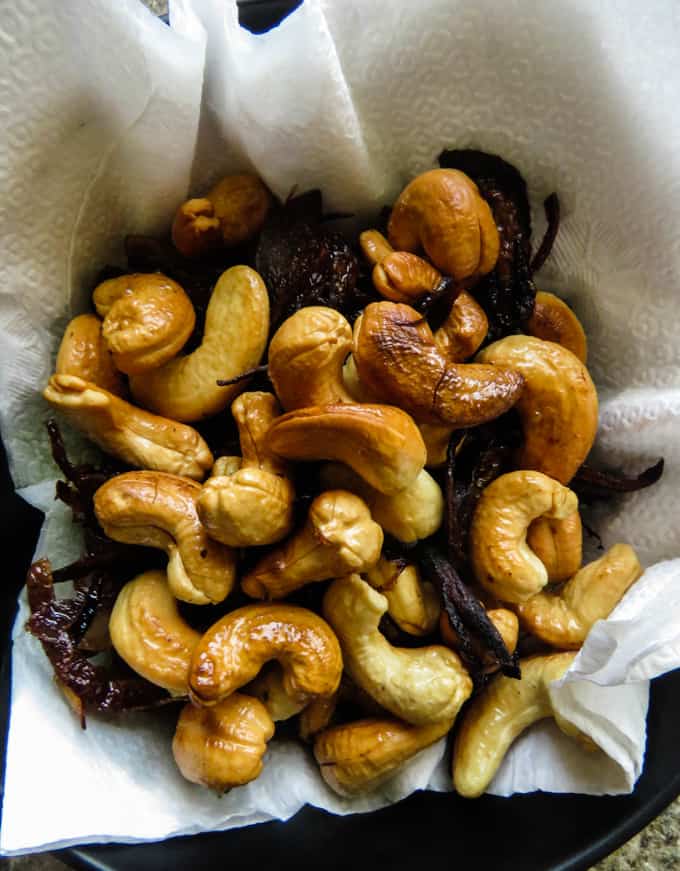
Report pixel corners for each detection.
[572,459,664,503]
[531,193,560,274]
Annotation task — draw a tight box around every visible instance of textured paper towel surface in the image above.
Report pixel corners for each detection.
[2,0,680,856]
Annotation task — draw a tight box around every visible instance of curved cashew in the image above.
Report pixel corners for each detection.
[109,570,200,695]
[244,663,309,722]
[387,169,499,282]
[43,375,213,480]
[515,544,642,648]
[56,313,125,396]
[453,652,579,797]
[299,693,338,742]
[268,306,354,410]
[130,266,270,422]
[92,273,195,375]
[266,403,426,495]
[359,229,395,266]
[172,173,271,257]
[197,392,295,547]
[373,252,443,303]
[94,471,236,605]
[353,302,524,427]
[418,422,455,469]
[469,470,579,604]
[434,291,488,362]
[440,608,519,668]
[364,557,440,636]
[526,511,583,584]
[527,292,587,363]
[314,716,452,796]
[241,490,383,599]
[172,694,274,791]
[323,574,472,725]
[319,462,443,544]
[189,603,343,706]
[476,335,598,484]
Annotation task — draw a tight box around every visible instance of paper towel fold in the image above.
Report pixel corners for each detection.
[1,0,680,856]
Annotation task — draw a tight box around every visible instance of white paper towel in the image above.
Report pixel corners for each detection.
[1,0,680,856]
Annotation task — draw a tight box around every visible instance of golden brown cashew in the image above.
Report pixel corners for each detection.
[299,693,339,742]
[515,544,642,648]
[197,392,295,547]
[323,574,472,725]
[92,273,195,375]
[388,169,500,282]
[527,292,588,363]
[319,463,443,544]
[172,694,275,791]
[359,229,394,266]
[453,652,580,797]
[56,313,125,396]
[43,375,213,480]
[94,471,236,605]
[434,291,488,362]
[353,302,524,427]
[476,335,598,484]
[241,490,383,600]
[109,570,200,695]
[526,512,583,584]
[314,716,453,796]
[267,306,354,410]
[470,471,579,604]
[130,266,270,422]
[364,557,440,636]
[244,663,309,721]
[189,603,343,706]
[359,231,442,304]
[266,403,426,495]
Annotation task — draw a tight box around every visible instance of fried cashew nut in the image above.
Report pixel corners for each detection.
[515,544,642,648]
[476,335,598,484]
[241,490,383,599]
[526,511,583,584]
[365,557,441,636]
[470,470,579,604]
[197,392,295,547]
[94,471,236,605]
[323,574,472,725]
[527,291,588,363]
[130,266,270,422]
[43,374,213,480]
[244,663,309,722]
[56,313,125,396]
[434,291,489,362]
[109,570,200,695]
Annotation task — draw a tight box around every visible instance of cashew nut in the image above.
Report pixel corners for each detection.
[130,266,270,422]
[342,353,380,403]
[527,291,587,363]
[299,693,338,742]
[43,374,213,480]
[241,490,383,600]
[418,422,456,469]
[320,463,443,544]
[56,313,125,396]
[92,273,196,375]
[515,544,642,648]
[373,252,443,304]
[453,652,579,797]
[353,302,524,427]
[434,291,488,362]
[189,603,343,707]
[109,569,200,695]
[469,470,579,604]
[364,557,441,636]
[172,694,275,791]
[197,392,295,547]
[359,229,394,267]
[323,574,472,725]
[244,664,309,722]
[266,403,427,495]
[94,471,236,605]
[267,306,354,410]
[314,716,453,796]
[476,335,598,484]
[387,169,500,282]
[526,511,583,584]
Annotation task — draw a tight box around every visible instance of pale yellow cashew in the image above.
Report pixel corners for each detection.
[244,664,309,722]
[364,557,440,636]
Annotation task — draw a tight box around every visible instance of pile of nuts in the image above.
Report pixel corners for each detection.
[30,164,651,800]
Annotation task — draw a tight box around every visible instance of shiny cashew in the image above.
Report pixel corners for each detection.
[418,423,456,469]
[364,557,440,636]
[241,490,383,599]
[527,291,588,363]
[434,291,488,362]
[476,335,598,484]
[526,511,583,584]
[94,471,236,605]
[266,403,426,495]
[515,544,642,648]
[92,273,195,374]
[189,603,343,707]
[42,374,213,480]
[109,570,200,695]
[172,694,274,791]
[197,392,295,547]
[245,664,309,722]
[323,574,472,725]
[470,471,579,604]
[130,266,270,422]
[55,313,125,396]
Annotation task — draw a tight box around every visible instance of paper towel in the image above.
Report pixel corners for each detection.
[1,0,680,855]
